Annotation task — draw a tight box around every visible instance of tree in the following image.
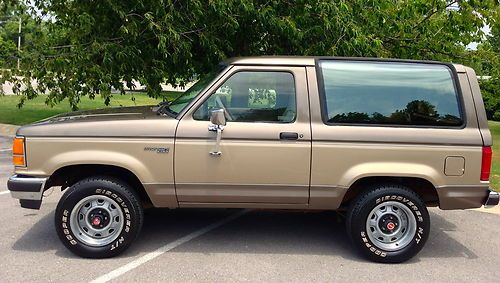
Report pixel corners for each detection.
[0,1,49,70]
[0,1,20,69]
[465,21,500,120]
[405,100,437,116]
[0,0,498,109]
[329,112,371,123]
[0,0,18,12]
[0,34,17,66]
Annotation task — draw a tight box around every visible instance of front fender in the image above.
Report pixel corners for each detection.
[16,137,174,184]
[44,150,153,183]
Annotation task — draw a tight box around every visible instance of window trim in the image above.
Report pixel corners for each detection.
[315,58,467,129]
[191,70,298,124]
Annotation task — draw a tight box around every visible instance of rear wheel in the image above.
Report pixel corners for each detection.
[55,176,143,258]
[346,184,430,263]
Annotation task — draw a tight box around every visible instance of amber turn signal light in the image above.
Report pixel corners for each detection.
[13,155,25,167]
[13,137,25,155]
[12,137,26,166]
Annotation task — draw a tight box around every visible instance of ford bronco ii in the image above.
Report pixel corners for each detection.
[7,57,499,263]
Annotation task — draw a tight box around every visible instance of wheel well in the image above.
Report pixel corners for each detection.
[46,164,153,207]
[341,176,439,208]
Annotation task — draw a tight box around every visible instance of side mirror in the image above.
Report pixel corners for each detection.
[209,109,226,128]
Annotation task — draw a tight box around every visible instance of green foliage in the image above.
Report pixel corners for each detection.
[0,1,50,70]
[0,1,19,68]
[0,0,498,109]
[473,21,500,121]
[0,34,17,66]
[0,0,19,12]
[487,121,500,191]
[481,77,500,120]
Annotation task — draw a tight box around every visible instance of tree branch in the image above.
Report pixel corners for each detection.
[414,1,458,30]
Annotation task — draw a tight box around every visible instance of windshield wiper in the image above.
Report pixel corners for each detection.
[153,100,170,113]
[155,102,176,117]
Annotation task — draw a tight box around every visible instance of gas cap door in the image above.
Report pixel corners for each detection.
[444,156,465,176]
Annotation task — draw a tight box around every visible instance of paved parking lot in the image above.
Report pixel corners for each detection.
[0,136,499,282]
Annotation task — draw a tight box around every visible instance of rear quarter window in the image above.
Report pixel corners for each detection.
[318,60,463,127]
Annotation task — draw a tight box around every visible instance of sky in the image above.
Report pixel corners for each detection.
[467,25,492,50]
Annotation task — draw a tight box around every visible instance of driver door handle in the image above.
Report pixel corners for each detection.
[280,132,299,140]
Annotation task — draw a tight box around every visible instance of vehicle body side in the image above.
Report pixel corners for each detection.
[11,57,493,211]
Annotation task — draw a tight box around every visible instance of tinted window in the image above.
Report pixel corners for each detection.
[319,61,463,126]
[193,71,296,123]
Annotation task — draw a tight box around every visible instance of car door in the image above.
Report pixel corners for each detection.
[174,65,311,204]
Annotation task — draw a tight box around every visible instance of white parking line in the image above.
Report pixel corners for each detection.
[0,191,10,195]
[0,149,12,152]
[90,209,250,283]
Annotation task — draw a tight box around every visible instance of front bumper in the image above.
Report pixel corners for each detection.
[485,190,500,208]
[7,175,48,209]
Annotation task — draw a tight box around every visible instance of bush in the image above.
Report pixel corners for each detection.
[493,111,500,121]
[480,77,500,121]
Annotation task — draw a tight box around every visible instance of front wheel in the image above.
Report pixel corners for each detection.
[55,176,144,258]
[346,184,430,263]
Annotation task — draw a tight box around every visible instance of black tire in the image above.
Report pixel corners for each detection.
[55,176,144,258]
[346,184,430,263]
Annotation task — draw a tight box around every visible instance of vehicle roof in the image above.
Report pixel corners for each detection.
[225,56,316,66]
[224,56,465,72]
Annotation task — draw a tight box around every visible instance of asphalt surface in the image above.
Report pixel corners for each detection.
[0,136,499,282]
[0,136,13,187]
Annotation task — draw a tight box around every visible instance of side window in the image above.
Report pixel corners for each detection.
[193,71,296,123]
[318,61,463,127]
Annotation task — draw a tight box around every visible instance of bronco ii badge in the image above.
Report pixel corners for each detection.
[144,147,169,153]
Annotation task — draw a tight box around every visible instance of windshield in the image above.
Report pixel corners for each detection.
[161,67,225,116]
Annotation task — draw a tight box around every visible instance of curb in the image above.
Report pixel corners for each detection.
[0,123,19,137]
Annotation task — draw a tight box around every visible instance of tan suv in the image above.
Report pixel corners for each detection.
[7,57,499,263]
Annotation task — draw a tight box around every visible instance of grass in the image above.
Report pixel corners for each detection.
[487,121,500,192]
[0,92,180,125]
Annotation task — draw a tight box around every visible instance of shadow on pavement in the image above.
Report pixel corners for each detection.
[168,209,358,259]
[12,208,477,262]
[418,212,478,259]
[11,208,236,259]
[11,211,75,258]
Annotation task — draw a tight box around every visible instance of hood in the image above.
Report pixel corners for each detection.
[40,106,159,123]
[17,105,179,138]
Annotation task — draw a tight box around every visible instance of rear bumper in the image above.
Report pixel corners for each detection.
[485,190,500,208]
[7,175,48,209]
[437,185,497,210]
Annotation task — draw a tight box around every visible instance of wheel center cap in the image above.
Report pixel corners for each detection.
[88,209,110,229]
[387,222,395,230]
[379,213,399,234]
[92,216,101,226]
